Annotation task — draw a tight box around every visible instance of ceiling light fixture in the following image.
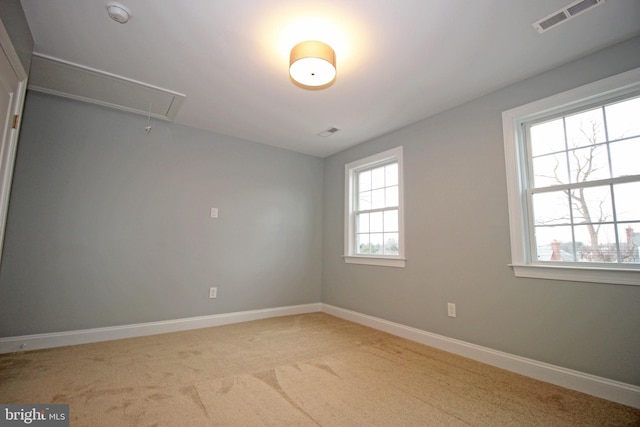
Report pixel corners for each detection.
[289,41,336,90]
[106,2,131,24]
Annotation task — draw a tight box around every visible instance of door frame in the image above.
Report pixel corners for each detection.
[0,18,28,263]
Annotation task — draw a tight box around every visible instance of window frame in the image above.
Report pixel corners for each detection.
[502,67,640,286]
[344,146,405,267]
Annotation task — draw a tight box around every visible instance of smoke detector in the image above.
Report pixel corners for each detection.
[106,2,131,24]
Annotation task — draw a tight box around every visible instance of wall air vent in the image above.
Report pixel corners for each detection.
[533,0,604,33]
[318,127,340,137]
[28,54,185,121]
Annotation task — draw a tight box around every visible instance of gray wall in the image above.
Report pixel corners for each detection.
[322,36,640,386]
[0,92,323,336]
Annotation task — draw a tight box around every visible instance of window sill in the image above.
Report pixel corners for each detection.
[510,263,639,286]
[344,255,406,268]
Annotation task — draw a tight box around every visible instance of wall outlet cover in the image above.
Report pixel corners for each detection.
[447,303,456,318]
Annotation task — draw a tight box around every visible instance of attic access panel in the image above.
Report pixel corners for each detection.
[28,54,185,121]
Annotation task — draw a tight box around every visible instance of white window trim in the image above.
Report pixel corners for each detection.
[502,67,640,286]
[344,146,406,268]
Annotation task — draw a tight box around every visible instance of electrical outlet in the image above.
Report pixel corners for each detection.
[209,287,217,299]
[447,303,456,318]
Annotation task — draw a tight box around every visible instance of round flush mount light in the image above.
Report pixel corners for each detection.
[106,2,131,24]
[289,40,336,90]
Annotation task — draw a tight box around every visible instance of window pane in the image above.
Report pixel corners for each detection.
[619,223,640,263]
[346,147,404,263]
[370,211,383,232]
[371,188,385,209]
[534,226,574,261]
[605,96,640,141]
[357,213,369,233]
[384,233,399,255]
[614,182,640,221]
[358,190,371,210]
[532,191,571,225]
[532,152,569,187]
[383,209,398,232]
[358,170,371,191]
[530,118,566,156]
[357,234,370,254]
[371,167,385,189]
[570,186,613,224]
[509,82,640,273]
[370,233,383,254]
[385,163,398,186]
[610,137,640,178]
[568,145,610,183]
[574,224,617,263]
[565,107,606,149]
[385,185,398,207]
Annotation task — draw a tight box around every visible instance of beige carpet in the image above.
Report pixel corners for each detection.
[0,313,638,426]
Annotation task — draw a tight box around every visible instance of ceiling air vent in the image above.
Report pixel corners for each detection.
[533,0,604,33]
[318,127,340,137]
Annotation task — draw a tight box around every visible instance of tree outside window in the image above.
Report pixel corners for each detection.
[528,96,640,264]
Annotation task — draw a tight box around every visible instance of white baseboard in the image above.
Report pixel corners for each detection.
[321,304,640,409]
[2,302,637,409]
[0,303,321,354]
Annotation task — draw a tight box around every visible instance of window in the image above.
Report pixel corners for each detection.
[344,147,405,267]
[503,68,640,285]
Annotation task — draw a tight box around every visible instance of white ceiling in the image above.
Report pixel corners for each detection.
[19,0,640,157]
